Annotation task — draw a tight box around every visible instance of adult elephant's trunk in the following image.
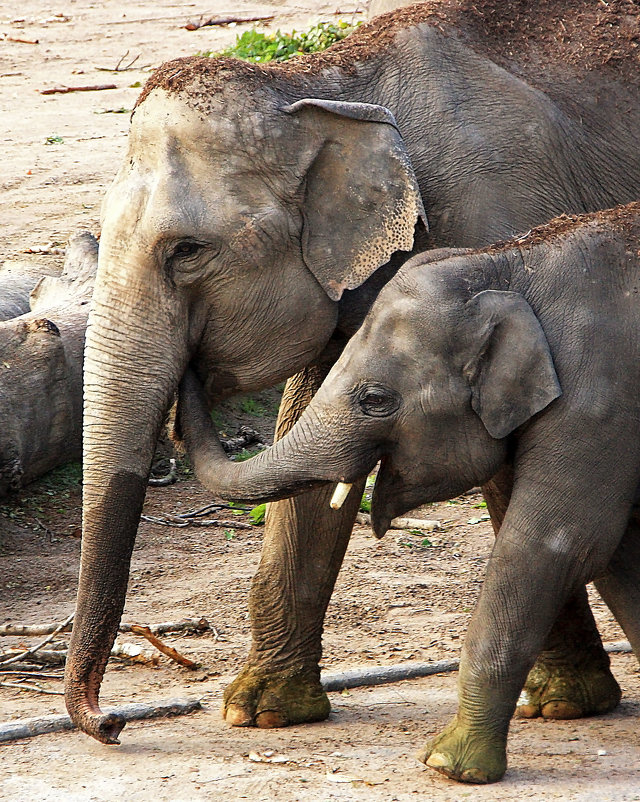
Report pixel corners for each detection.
[176,370,377,505]
[65,242,189,743]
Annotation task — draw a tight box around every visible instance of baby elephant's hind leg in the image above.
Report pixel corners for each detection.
[595,507,640,662]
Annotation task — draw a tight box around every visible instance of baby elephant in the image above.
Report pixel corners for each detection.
[177,202,640,784]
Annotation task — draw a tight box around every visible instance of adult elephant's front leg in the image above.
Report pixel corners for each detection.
[483,467,620,720]
[223,364,365,728]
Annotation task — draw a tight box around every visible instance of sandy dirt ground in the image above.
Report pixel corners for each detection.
[1,2,639,800]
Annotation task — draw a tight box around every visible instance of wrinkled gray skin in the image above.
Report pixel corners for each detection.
[177,206,640,783]
[67,7,640,743]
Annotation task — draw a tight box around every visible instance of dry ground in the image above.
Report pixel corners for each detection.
[1,2,639,800]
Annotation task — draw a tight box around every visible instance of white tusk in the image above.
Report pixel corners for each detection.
[330,482,353,510]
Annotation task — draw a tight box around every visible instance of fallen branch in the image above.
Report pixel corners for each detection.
[321,658,460,692]
[0,617,210,638]
[130,626,199,669]
[0,612,74,667]
[141,513,252,530]
[0,650,66,667]
[119,618,210,636]
[320,641,635,692]
[0,697,202,743]
[356,513,441,531]
[40,84,117,95]
[222,426,265,456]
[184,15,274,31]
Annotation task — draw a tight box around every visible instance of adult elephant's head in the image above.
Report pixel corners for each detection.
[66,59,425,743]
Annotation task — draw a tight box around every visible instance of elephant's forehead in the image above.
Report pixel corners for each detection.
[129,89,253,174]
[103,89,280,237]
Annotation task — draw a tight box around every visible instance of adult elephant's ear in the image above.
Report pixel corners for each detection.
[464,290,562,439]
[282,99,427,301]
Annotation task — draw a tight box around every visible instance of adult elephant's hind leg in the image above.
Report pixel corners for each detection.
[483,468,621,720]
[223,364,364,728]
[595,507,640,661]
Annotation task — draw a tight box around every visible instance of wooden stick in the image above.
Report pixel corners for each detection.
[130,626,199,669]
[4,36,39,44]
[356,513,441,531]
[40,84,117,95]
[0,697,202,743]
[0,613,74,667]
[321,658,460,692]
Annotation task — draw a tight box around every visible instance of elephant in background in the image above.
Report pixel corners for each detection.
[66,2,640,743]
[177,202,640,783]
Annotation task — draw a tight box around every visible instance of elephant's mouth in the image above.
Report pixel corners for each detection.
[371,455,432,539]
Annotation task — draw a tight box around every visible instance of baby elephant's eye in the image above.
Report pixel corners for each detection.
[357,384,401,418]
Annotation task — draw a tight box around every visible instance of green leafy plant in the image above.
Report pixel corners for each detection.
[249,503,267,525]
[202,20,359,63]
[224,530,235,540]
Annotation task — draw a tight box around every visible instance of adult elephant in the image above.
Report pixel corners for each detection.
[66,1,640,743]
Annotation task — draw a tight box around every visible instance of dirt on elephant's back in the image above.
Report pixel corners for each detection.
[136,1,640,110]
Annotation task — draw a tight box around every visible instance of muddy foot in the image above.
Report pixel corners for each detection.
[516,659,621,719]
[417,716,507,784]
[223,665,330,728]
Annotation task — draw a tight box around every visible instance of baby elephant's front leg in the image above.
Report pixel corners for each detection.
[419,507,623,783]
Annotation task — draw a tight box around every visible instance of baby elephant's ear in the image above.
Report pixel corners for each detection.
[464,290,562,439]
[282,98,427,301]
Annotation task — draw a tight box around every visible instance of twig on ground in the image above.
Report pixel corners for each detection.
[148,458,178,487]
[0,681,63,695]
[2,35,39,44]
[130,626,199,669]
[96,50,140,71]
[0,613,74,668]
[0,671,62,679]
[0,697,202,743]
[40,84,117,95]
[184,15,274,31]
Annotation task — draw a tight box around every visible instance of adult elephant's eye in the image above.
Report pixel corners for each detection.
[172,240,202,261]
[357,384,401,418]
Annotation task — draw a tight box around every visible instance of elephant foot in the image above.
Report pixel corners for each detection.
[223,664,330,728]
[417,716,507,784]
[515,656,621,720]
